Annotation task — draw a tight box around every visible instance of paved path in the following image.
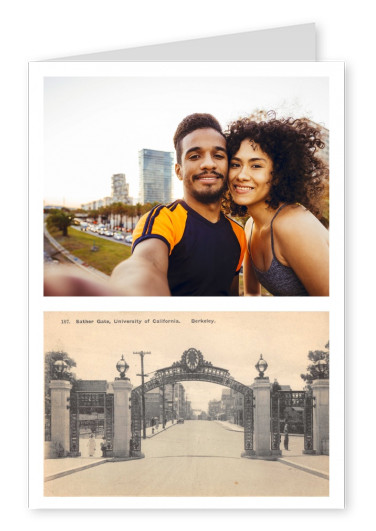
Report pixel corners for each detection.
[44,421,329,497]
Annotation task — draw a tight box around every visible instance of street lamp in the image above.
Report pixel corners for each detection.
[53,359,66,378]
[314,357,328,379]
[116,355,129,380]
[255,354,268,379]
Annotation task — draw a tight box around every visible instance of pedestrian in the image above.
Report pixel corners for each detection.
[87,433,96,457]
[283,422,289,451]
[100,437,107,457]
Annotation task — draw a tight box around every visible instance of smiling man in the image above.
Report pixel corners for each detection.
[44,114,246,297]
[111,113,246,296]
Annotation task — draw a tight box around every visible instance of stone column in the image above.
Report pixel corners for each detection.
[312,379,329,455]
[112,379,133,459]
[50,380,72,457]
[251,377,273,458]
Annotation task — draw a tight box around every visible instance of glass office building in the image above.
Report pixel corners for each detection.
[138,149,174,204]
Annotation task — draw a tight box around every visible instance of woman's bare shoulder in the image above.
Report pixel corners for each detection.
[273,204,328,239]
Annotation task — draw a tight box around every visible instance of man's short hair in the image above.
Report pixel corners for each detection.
[173,113,224,164]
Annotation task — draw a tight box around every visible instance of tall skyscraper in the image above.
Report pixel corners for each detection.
[138,149,174,204]
[111,173,130,203]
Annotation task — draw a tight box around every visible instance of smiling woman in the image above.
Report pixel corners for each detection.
[223,115,329,297]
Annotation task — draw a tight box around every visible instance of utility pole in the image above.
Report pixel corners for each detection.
[171,382,175,423]
[133,350,151,439]
[162,384,166,428]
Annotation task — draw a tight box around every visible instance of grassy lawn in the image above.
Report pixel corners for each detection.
[48,227,131,275]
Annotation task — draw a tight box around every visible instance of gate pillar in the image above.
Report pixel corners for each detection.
[252,377,273,458]
[112,379,133,459]
[50,379,72,457]
[312,379,329,455]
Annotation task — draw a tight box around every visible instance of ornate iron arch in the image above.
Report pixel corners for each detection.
[130,348,254,458]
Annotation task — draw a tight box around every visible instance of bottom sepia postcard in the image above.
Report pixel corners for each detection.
[29,311,344,509]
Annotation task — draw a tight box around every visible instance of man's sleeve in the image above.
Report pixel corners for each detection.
[132,204,186,255]
[228,218,247,273]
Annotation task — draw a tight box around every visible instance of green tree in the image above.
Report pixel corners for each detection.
[46,210,74,236]
[300,341,329,387]
[127,204,137,230]
[88,208,99,222]
[110,202,128,228]
[98,205,111,225]
[271,378,282,393]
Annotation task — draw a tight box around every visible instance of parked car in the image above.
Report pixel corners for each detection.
[177,418,184,424]
[124,234,133,244]
[105,229,114,237]
[114,232,124,241]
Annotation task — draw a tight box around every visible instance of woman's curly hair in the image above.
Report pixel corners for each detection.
[222,114,328,218]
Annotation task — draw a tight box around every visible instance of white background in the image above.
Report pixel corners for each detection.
[2,0,369,527]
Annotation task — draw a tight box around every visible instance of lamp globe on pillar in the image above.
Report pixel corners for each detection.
[314,356,328,379]
[255,354,268,379]
[53,359,66,379]
[116,355,130,380]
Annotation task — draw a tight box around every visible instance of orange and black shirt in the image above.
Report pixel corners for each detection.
[132,200,246,296]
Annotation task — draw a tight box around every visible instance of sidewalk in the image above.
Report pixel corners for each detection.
[144,420,177,438]
[44,457,108,482]
[215,420,329,480]
[44,421,178,482]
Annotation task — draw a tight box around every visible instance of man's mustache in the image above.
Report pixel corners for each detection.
[193,171,225,181]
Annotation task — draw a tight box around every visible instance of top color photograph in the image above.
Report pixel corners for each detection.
[34,62,342,297]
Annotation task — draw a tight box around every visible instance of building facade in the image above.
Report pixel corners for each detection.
[144,383,188,425]
[207,389,245,426]
[138,149,174,204]
[111,173,130,204]
[81,173,131,211]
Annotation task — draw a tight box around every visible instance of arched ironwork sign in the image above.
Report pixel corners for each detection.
[130,348,254,458]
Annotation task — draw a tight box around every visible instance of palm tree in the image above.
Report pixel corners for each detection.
[127,205,136,230]
[46,210,74,236]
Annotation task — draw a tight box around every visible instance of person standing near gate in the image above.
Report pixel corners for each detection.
[283,421,289,451]
[87,433,96,457]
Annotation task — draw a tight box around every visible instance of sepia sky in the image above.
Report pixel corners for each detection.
[44,75,329,207]
[44,311,329,410]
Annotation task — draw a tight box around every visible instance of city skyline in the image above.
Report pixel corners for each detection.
[44,311,329,410]
[138,148,174,205]
[44,74,329,208]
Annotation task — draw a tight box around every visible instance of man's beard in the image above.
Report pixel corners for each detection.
[189,174,227,205]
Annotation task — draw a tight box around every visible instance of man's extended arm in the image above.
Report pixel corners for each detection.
[44,238,171,296]
[110,238,171,296]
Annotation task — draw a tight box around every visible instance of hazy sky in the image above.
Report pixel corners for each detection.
[44,311,328,410]
[44,75,329,207]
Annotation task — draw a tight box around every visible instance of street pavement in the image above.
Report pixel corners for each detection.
[44,420,329,497]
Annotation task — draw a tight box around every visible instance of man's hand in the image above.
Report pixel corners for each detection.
[44,265,121,296]
[44,239,171,297]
